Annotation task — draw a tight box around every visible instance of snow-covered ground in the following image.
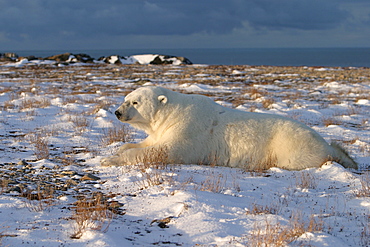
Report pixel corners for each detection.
[0,62,369,246]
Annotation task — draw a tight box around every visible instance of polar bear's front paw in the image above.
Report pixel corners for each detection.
[101,156,122,167]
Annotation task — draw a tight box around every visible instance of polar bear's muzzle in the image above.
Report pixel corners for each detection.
[115,108,132,122]
[115,103,140,122]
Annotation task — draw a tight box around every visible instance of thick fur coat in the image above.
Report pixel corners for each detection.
[101,86,357,170]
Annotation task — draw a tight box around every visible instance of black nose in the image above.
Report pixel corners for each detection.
[115,110,122,118]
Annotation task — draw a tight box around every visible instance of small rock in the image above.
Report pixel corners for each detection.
[8,186,22,194]
[66,179,79,186]
[17,160,28,166]
[108,201,124,208]
[81,173,100,181]
[150,216,174,228]
[61,170,77,176]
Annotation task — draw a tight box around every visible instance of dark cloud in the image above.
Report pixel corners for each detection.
[0,1,348,36]
[0,0,368,49]
[244,0,348,30]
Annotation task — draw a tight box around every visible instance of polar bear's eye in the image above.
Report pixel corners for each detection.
[132,101,138,105]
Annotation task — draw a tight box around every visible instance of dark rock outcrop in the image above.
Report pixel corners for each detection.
[0,52,18,62]
[150,55,192,65]
[1,52,192,65]
[44,53,94,63]
[97,55,127,65]
[98,54,193,65]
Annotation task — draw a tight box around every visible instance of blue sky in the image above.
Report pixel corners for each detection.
[1,0,369,51]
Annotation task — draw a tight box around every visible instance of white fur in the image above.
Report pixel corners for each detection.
[101,86,357,170]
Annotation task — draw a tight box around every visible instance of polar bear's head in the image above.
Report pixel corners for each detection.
[115,86,168,127]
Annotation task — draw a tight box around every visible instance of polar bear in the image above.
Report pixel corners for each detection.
[101,86,357,170]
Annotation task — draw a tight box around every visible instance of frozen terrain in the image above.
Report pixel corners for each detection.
[0,61,369,246]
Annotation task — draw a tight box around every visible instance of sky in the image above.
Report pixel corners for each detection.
[0,0,369,51]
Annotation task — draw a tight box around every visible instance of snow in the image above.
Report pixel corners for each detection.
[132,54,159,64]
[0,62,369,246]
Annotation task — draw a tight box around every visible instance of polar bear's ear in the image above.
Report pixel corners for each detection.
[158,95,168,105]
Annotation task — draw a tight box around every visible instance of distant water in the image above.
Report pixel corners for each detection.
[11,48,370,67]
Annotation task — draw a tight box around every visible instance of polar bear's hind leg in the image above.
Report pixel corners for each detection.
[268,123,329,170]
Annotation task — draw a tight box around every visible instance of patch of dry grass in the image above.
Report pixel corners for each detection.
[246,212,324,246]
[196,169,226,193]
[68,115,91,129]
[246,202,281,215]
[70,193,114,239]
[89,99,117,114]
[27,132,49,160]
[22,184,56,212]
[134,146,175,189]
[0,179,9,194]
[67,114,91,135]
[100,125,133,146]
[295,171,318,190]
[63,96,81,105]
[262,97,276,109]
[322,115,342,127]
[19,98,51,110]
[354,172,370,197]
[1,100,16,111]
[361,222,370,247]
